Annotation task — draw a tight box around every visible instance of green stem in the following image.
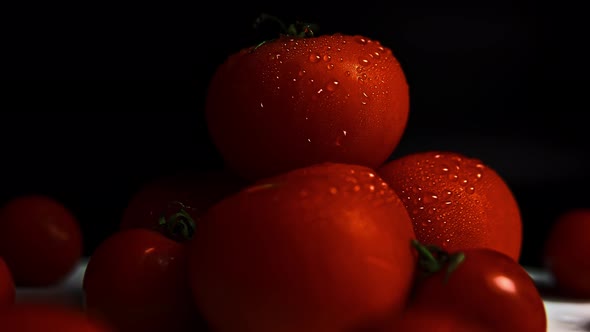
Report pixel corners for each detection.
[158,202,196,242]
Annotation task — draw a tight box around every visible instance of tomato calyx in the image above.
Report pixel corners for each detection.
[157,201,196,242]
[411,239,465,283]
[250,13,319,51]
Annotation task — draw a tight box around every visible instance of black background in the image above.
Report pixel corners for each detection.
[1,1,588,267]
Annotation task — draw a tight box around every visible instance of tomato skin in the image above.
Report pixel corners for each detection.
[0,303,114,332]
[543,208,590,298]
[0,195,83,287]
[83,228,205,332]
[120,170,244,241]
[407,248,546,332]
[188,162,416,332]
[206,34,410,181]
[0,256,15,306]
[390,308,491,332]
[377,151,522,261]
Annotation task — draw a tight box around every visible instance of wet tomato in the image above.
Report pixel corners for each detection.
[188,162,416,332]
[0,195,83,287]
[378,150,522,261]
[205,31,410,181]
[83,228,206,332]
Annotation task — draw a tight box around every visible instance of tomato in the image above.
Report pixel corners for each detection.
[377,150,522,261]
[543,208,590,298]
[389,308,491,332]
[120,170,245,242]
[0,303,113,332]
[188,162,416,332]
[83,228,206,332]
[0,256,15,306]
[0,195,83,287]
[396,242,546,332]
[205,31,410,181]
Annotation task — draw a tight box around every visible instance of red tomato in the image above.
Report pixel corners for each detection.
[120,170,245,242]
[188,162,416,332]
[377,150,522,261]
[0,303,113,332]
[0,195,83,287]
[400,242,546,332]
[205,32,410,181]
[0,256,15,306]
[83,228,206,332]
[543,208,590,298]
[389,308,491,332]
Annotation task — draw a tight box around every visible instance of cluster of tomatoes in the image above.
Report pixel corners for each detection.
[0,18,589,332]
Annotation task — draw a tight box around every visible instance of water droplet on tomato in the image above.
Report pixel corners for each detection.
[309,53,321,63]
[422,192,439,205]
[358,56,370,66]
[345,71,351,76]
[322,54,331,62]
[355,36,368,45]
[326,63,334,70]
[298,69,306,77]
[326,81,340,91]
[466,186,475,194]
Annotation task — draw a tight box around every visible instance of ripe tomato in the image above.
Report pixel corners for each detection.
[120,170,245,242]
[377,151,522,261]
[205,32,410,181]
[389,308,491,332]
[0,256,15,306]
[399,242,546,332]
[83,228,206,332]
[188,162,416,332]
[0,303,114,332]
[0,195,83,287]
[543,208,590,298]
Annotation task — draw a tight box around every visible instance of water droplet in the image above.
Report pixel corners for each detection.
[448,173,459,181]
[372,51,381,59]
[358,56,370,66]
[298,69,306,77]
[309,53,321,63]
[353,185,361,192]
[466,187,475,194]
[422,192,439,204]
[326,81,339,91]
[460,179,468,186]
[326,63,335,70]
[355,36,368,45]
[322,54,331,62]
[345,71,351,76]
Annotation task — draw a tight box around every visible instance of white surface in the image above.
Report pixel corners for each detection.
[15,260,590,331]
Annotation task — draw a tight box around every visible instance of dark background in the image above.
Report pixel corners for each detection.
[1,1,588,267]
